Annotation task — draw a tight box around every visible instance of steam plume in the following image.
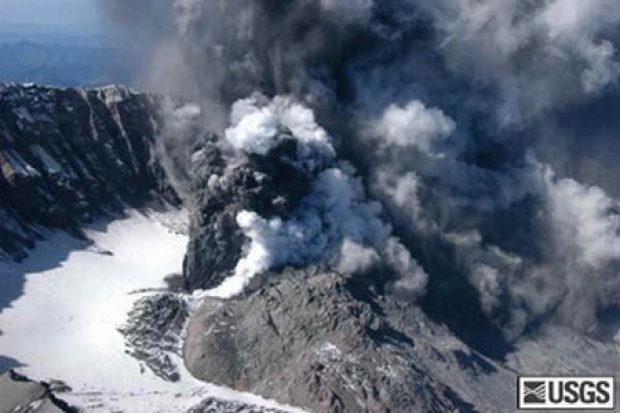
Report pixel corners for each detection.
[107,0,620,344]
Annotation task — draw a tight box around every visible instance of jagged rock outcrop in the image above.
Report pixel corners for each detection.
[187,398,291,413]
[0,370,76,413]
[118,292,189,382]
[184,269,516,413]
[0,83,179,261]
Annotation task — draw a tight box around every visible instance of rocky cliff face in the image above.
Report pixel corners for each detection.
[0,83,179,260]
[0,370,76,413]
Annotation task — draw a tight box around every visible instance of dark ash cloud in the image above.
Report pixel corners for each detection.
[118,0,620,351]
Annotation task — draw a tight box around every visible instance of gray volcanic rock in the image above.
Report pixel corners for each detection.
[118,292,189,382]
[184,269,516,413]
[183,136,310,291]
[0,370,76,413]
[0,83,179,261]
[188,398,291,413]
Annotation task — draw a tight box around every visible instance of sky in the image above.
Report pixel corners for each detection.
[0,0,106,35]
[0,0,149,87]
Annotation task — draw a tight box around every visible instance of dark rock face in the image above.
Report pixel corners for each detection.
[183,136,310,290]
[0,83,179,260]
[188,398,290,413]
[0,370,76,413]
[184,269,515,413]
[118,293,189,382]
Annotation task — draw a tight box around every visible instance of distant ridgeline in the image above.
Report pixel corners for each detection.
[0,38,146,88]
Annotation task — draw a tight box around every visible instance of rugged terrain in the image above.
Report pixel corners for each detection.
[0,82,178,261]
[0,370,75,413]
[185,269,517,412]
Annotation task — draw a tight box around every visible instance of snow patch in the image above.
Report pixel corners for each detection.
[0,211,304,412]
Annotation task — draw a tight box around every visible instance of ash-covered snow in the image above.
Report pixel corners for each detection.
[0,210,305,413]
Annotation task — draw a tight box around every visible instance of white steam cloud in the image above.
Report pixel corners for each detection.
[372,100,456,156]
[548,173,620,268]
[226,95,335,166]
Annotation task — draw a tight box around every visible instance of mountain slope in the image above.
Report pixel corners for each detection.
[0,83,178,260]
[185,269,516,412]
[0,370,75,413]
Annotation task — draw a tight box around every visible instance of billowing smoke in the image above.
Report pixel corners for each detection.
[415,0,620,124]
[108,0,620,348]
[206,95,427,298]
[371,101,456,155]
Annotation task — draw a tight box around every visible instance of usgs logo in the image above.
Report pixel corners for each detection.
[518,377,615,410]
